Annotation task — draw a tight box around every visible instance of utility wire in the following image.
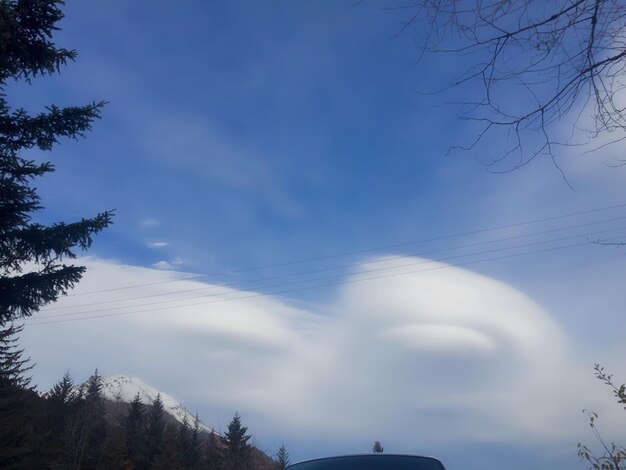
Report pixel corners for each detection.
[26,235,622,326]
[197,203,626,274]
[48,213,626,311]
[67,275,204,297]
[27,226,626,324]
[62,202,626,297]
[43,225,626,316]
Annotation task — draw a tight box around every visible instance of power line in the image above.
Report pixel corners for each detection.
[61,202,626,297]
[200,202,626,274]
[45,212,626,311]
[67,275,204,297]
[26,227,626,325]
[26,237,613,326]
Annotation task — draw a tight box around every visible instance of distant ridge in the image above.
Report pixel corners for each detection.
[44,373,277,468]
[76,374,216,434]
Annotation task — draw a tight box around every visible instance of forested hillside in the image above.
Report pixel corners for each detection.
[1,369,280,469]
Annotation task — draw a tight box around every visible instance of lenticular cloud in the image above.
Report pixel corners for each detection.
[24,256,575,447]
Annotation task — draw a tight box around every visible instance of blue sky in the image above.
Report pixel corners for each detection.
[14,1,626,469]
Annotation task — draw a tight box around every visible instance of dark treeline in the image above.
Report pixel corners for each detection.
[1,365,280,469]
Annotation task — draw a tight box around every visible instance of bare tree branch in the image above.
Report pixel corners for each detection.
[387,0,626,172]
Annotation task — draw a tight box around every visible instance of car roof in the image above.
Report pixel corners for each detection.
[288,453,446,470]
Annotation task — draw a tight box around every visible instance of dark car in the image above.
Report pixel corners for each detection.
[287,454,446,470]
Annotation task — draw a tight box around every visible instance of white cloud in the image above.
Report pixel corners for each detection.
[382,323,497,352]
[151,257,184,269]
[138,114,304,219]
[152,260,174,270]
[147,241,169,248]
[140,218,159,228]
[19,257,623,459]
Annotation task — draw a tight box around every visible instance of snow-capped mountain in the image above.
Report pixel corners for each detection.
[77,374,215,434]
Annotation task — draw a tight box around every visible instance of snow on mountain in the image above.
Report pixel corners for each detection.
[79,374,215,434]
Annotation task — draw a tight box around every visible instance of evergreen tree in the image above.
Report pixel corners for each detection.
[83,370,107,454]
[47,371,75,405]
[177,415,200,470]
[99,421,126,470]
[0,322,34,467]
[0,323,32,389]
[52,382,86,469]
[0,0,111,462]
[46,371,76,434]
[145,393,165,466]
[153,423,183,470]
[372,441,384,453]
[0,0,112,326]
[275,444,290,469]
[186,413,201,470]
[0,384,44,469]
[68,370,107,469]
[224,412,251,470]
[45,371,79,463]
[125,393,147,469]
[204,430,223,470]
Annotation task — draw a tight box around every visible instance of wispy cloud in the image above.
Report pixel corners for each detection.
[147,241,169,248]
[141,218,159,228]
[151,260,174,270]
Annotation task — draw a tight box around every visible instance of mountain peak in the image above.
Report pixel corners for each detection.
[78,374,215,434]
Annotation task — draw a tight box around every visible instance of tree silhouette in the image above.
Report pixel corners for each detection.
[0,3,111,462]
[390,0,626,174]
[372,441,384,453]
[125,393,147,468]
[276,444,290,469]
[578,365,626,469]
[225,412,251,470]
[0,0,112,326]
[0,323,32,390]
[145,393,165,466]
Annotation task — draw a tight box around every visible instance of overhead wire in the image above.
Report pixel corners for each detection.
[66,275,204,296]
[62,202,626,297]
[43,213,626,312]
[204,202,626,274]
[25,234,625,326]
[25,224,626,325]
